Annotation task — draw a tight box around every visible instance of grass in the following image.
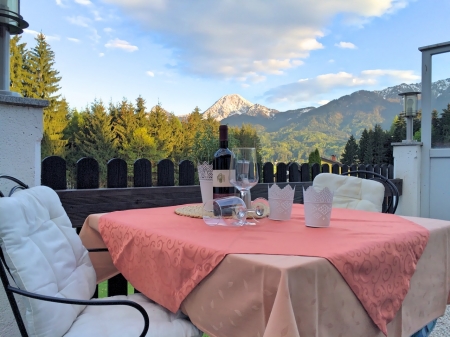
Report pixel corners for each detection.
[98,281,211,337]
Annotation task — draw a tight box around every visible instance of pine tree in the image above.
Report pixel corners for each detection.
[135,96,148,128]
[73,100,118,186]
[440,104,450,145]
[341,135,358,165]
[26,33,61,102]
[372,124,386,164]
[148,103,172,158]
[308,148,321,166]
[41,98,69,158]
[358,129,369,163]
[363,129,374,164]
[26,33,65,158]
[181,106,203,160]
[10,35,29,95]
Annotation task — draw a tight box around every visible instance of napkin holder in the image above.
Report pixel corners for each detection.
[198,162,213,204]
[268,184,295,220]
[303,186,334,227]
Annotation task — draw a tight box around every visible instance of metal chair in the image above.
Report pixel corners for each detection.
[341,170,399,214]
[0,175,200,337]
[313,171,399,214]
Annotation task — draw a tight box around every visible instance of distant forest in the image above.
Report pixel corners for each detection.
[10,33,450,182]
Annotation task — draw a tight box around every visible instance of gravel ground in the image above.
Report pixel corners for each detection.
[430,305,450,337]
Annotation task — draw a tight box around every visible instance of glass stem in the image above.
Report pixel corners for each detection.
[241,190,252,209]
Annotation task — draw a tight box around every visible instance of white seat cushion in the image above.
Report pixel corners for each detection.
[65,293,200,337]
[313,173,385,213]
[0,185,97,337]
[0,186,200,337]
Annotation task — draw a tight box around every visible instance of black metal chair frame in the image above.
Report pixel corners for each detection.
[340,170,399,214]
[0,175,150,337]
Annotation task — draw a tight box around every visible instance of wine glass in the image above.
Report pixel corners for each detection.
[229,148,259,208]
[202,196,269,227]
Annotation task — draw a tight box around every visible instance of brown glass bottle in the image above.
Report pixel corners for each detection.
[212,125,235,199]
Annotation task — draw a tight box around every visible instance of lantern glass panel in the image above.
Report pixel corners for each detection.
[404,94,418,117]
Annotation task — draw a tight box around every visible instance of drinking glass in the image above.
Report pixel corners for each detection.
[202,196,269,227]
[229,148,258,208]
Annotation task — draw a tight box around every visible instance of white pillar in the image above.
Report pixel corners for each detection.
[392,142,423,217]
[0,94,48,337]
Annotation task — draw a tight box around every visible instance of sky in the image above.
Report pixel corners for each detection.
[19,0,450,116]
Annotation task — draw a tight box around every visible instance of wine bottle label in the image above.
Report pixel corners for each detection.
[212,169,235,187]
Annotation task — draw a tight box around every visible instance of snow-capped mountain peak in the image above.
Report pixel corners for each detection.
[203,94,278,121]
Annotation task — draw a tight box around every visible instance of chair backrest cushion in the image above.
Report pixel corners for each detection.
[0,186,96,337]
[313,173,385,213]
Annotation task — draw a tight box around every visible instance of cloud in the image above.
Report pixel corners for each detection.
[23,29,40,36]
[66,16,91,28]
[328,59,335,63]
[99,53,105,57]
[92,10,103,21]
[23,29,60,41]
[102,0,412,80]
[318,100,330,105]
[104,27,114,33]
[146,71,154,77]
[105,38,138,52]
[335,41,357,49]
[56,0,63,6]
[263,69,420,103]
[67,37,80,43]
[75,0,92,5]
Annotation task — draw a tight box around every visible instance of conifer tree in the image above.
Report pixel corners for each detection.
[341,135,358,165]
[358,129,369,163]
[148,103,173,158]
[73,100,118,186]
[26,33,61,102]
[362,129,374,164]
[372,124,386,164]
[440,104,450,144]
[41,98,69,158]
[10,35,29,95]
[26,33,66,157]
[308,148,321,166]
[135,96,148,128]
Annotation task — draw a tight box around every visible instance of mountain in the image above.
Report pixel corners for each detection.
[203,94,279,120]
[213,78,450,133]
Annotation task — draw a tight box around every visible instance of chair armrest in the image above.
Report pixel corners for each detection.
[7,285,149,337]
[87,248,109,252]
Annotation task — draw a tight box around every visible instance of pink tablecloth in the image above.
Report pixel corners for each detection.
[99,204,429,335]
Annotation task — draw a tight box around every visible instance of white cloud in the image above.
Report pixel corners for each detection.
[23,29,40,36]
[102,0,412,80]
[263,69,420,103]
[318,100,330,105]
[56,0,63,6]
[105,38,138,52]
[23,29,59,41]
[75,0,92,5]
[92,10,103,21]
[104,27,114,33]
[335,41,357,49]
[146,71,154,77]
[66,16,91,28]
[67,37,80,43]
[99,53,105,57]
[328,59,335,63]
[90,29,101,43]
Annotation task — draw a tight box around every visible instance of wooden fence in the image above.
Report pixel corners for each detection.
[40,156,401,298]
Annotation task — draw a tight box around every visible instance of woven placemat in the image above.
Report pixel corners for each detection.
[175,204,204,218]
[174,202,270,219]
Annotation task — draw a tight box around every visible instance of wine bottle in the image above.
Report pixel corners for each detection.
[212,125,235,199]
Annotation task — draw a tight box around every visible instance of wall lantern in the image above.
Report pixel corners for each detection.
[398,91,421,142]
[0,0,28,96]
